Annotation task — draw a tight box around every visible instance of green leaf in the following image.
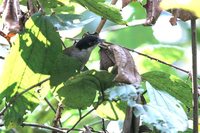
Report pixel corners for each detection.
[72,0,126,24]
[58,75,97,109]
[142,71,192,108]
[95,101,126,120]
[50,53,82,86]
[4,95,37,128]
[19,13,63,74]
[141,82,188,132]
[0,13,62,128]
[57,70,115,109]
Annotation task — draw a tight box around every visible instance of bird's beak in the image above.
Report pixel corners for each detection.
[98,39,104,44]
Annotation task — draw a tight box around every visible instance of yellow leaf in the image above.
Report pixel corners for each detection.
[160,0,200,17]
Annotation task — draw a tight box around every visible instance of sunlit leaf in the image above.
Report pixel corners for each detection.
[97,84,143,120]
[142,71,192,109]
[95,101,126,120]
[71,0,126,24]
[4,95,37,128]
[0,13,62,128]
[160,0,200,17]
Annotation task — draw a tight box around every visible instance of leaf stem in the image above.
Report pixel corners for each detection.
[95,0,118,34]
[67,100,103,133]
[21,122,66,133]
[191,18,198,133]
[44,97,62,128]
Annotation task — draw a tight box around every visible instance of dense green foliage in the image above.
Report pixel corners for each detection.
[0,0,199,132]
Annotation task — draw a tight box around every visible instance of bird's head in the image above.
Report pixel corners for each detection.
[75,32,103,50]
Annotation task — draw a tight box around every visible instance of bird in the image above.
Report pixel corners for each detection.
[63,33,102,69]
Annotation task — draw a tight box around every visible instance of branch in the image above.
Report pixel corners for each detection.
[95,0,118,34]
[67,109,95,133]
[52,103,63,131]
[44,97,57,113]
[0,31,12,47]
[102,19,146,32]
[44,97,62,128]
[21,122,66,133]
[191,18,198,133]
[0,77,50,116]
[0,122,83,132]
[102,41,195,77]
[102,118,107,132]
[127,48,190,74]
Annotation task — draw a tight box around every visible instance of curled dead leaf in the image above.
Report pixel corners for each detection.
[143,0,162,26]
[169,9,196,25]
[99,48,115,70]
[99,43,141,84]
[1,0,23,33]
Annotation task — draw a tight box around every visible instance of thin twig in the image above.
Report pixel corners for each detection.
[129,48,190,74]
[78,109,82,118]
[95,0,118,34]
[21,122,66,133]
[96,18,107,34]
[67,101,104,133]
[52,103,63,131]
[0,122,83,132]
[102,19,146,32]
[128,47,200,80]
[103,41,195,76]
[0,56,5,59]
[44,97,62,128]
[191,18,198,133]
[44,97,57,113]
[102,118,107,132]
[0,77,50,116]
[67,108,96,133]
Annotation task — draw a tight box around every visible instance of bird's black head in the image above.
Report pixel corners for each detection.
[75,33,102,50]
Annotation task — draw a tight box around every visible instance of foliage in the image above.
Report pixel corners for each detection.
[71,0,126,24]
[142,71,192,109]
[105,82,188,132]
[0,0,199,132]
[161,0,200,17]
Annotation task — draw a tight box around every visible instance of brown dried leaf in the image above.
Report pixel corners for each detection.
[0,0,7,15]
[1,0,23,33]
[144,0,162,26]
[122,0,132,8]
[99,43,141,84]
[99,48,115,70]
[169,9,196,25]
[110,45,141,84]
